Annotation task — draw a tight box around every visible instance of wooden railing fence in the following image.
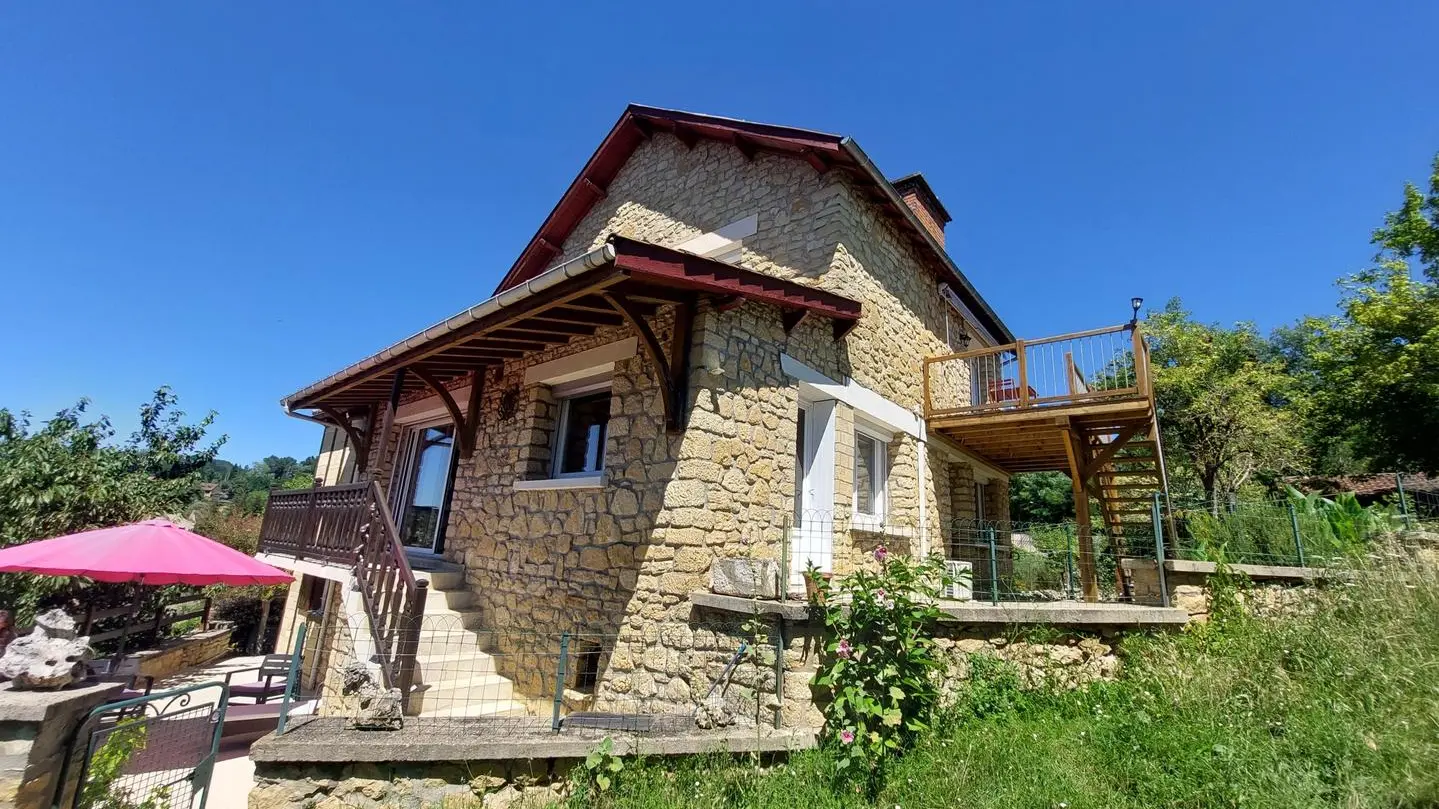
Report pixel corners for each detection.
[258,481,428,711]
[924,323,1152,419]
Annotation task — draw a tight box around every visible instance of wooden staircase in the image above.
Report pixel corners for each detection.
[924,322,1171,601]
[1080,421,1169,554]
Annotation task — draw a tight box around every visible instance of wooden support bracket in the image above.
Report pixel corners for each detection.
[603,292,689,432]
[411,367,474,458]
[462,368,486,460]
[318,407,368,473]
[781,308,808,334]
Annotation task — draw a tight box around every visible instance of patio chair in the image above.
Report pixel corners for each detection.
[222,654,295,704]
[88,658,155,705]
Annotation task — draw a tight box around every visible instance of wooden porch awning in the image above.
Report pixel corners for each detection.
[283,236,861,426]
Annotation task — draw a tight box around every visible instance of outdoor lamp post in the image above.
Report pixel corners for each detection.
[1130,296,1144,326]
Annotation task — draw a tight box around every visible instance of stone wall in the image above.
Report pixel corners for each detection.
[133,627,233,681]
[0,681,122,809]
[1122,558,1324,618]
[339,132,1007,715]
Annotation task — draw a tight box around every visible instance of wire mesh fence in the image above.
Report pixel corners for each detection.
[779,490,1417,606]
[64,682,226,809]
[282,611,782,738]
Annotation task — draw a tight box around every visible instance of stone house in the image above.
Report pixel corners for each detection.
[258,105,1164,724]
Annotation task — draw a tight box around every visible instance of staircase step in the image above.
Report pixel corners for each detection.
[422,589,475,612]
[421,700,532,719]
[416,650,499,680]
[410,674,515,712]
[413,568,466,591]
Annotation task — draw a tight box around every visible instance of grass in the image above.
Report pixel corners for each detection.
[570,545,1439,808]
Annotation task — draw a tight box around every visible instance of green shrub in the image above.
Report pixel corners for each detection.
[808,549,957,778]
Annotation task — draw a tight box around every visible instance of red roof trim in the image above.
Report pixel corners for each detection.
[610,236,862,324]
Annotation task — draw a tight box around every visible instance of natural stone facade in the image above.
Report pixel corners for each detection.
[301,130,1016,721]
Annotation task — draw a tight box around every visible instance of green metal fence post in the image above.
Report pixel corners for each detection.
[986,527,999,606]
[1063,523,1077,600]
[551,631,570,733]
[1287,501,1306,567]
[276,622,307,736]
[1397,473,1413,529]
[1152,493,1170,608]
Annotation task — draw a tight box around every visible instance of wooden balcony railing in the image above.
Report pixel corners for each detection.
[258,481,428,711]
[924,324,1151,420]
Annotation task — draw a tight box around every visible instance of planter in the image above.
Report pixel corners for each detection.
[804,572,833,605]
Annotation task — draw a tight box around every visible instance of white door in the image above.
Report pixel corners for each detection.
[789,399,836,590]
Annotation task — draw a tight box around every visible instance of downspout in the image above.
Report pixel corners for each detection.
[917,427,929,559]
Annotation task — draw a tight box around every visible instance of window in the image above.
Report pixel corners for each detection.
[553,390,611,477]
[392,423,456,552]
[574,642,602,693]
[853,427,888,524]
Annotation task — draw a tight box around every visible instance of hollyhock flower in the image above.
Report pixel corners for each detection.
[840,729,855,744]
[873,545,889,563]
[836,639,853,659]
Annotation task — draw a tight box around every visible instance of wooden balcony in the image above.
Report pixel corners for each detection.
[925,324,1171,601]
[258,482,429,711]
[923,324,1155,474]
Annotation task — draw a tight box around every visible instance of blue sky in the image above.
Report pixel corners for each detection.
[1,1,1435,462]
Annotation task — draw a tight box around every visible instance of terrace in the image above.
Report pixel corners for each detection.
[923,323,1171,599]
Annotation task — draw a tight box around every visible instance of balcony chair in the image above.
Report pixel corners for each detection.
[222,654,295,704]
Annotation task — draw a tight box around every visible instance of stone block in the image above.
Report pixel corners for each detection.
[709,558,780,599]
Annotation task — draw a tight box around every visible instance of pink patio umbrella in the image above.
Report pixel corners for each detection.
[0,519,292,586]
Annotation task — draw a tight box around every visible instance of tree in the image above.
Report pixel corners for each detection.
[0,390,224,617]
[1301,154,1439,473]
[1008,472,1075,524]
[1145,300,1307,506]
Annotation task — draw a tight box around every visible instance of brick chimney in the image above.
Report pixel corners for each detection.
[891,173,951,248]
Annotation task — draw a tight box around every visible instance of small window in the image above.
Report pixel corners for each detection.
[853,428,888,523]
[553,390,611,477]
[574,642,602,693]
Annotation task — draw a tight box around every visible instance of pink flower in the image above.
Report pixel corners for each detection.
[840,729,855,744]
[836,639,853,659]
[873,545,889,563]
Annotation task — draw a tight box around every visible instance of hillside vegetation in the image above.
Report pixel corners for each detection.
[575,546,1439,808]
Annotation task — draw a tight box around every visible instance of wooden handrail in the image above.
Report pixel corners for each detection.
[923,322,1150,420]
[353,480,428,710]
[258,482,427,712]
[926,323,1135,365]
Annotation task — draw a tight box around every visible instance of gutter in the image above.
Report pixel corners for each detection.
[838,139,1014,345]
[281,242,618,411]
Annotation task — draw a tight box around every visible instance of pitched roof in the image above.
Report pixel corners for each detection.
[493,104,1012,343]
[1289,473,1438,497]
[281,236,862,411]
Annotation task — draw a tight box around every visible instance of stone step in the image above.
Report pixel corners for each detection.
[419,700,532,719]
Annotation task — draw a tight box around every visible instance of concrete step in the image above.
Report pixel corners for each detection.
[419,700,532,719]
[415,650,499,680]
[410,674,515,713]
[421,589,475,612]
[413,568,465,591]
